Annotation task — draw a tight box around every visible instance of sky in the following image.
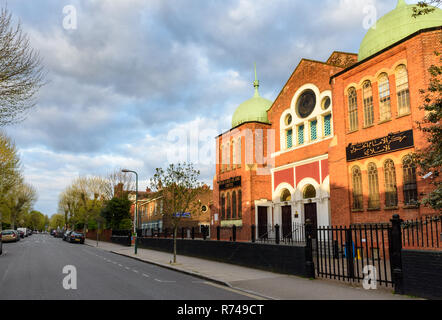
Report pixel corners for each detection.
[2,0,414,215]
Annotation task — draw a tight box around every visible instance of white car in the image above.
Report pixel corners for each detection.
[17,227,28,237]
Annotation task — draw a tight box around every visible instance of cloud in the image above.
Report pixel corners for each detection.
[2,0,402,214]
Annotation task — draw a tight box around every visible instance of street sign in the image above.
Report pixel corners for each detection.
[173,212,191,218]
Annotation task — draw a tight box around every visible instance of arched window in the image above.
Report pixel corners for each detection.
[227,193,231,219]
[280,189,291,202]
[286,129,293,149]
[232,191,237,219]
[232,140,236,169]
[352,166,363,210]
[363,81,374,127]
[384,159,398,207]
[396,65,410,115]
[221,194,225,220]
[403,156,418,205]
[236,137,242,168]
[378,73,391,121]
[348,87,358,131]
[237,190,242,218]
[367,163,380,209]
[303,185,316,199]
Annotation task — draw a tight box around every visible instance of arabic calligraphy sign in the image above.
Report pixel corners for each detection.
[346,130,414,162]
[219,176,241,190]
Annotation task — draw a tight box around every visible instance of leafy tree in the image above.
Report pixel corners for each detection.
[101,196,132,230]
[412,1,441,17]
[149,163,204,264]
[0,6,45,126]
[414,48,442,210]
[49,213,65,230]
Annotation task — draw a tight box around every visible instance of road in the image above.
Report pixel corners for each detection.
[0,234,259,300]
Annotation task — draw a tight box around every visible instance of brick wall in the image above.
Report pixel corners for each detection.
[402,249,442,300]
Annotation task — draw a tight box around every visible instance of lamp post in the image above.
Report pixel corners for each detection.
[122,169,138,255]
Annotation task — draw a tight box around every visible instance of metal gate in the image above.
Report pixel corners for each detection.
[311,224,394,287]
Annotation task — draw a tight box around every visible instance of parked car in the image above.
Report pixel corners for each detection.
[50,230,56,236]
[1,230,18,243]
[17,229,25,238]
[0,231,2,255]
[63,231,72,241]
[69,232,85,244]
[17,228,28,237]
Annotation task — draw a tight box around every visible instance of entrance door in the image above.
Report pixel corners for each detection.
[257,207,268,239]
[304,203,318,238]
[281,206,292,239]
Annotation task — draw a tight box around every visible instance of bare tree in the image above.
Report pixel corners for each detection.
[0,6,45,126]
[103,168,135,199]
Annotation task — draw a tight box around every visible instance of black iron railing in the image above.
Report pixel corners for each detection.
[401,214,442,249]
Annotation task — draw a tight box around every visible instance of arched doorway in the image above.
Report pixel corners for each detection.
[280,189,292,240]
[303,184,318,236]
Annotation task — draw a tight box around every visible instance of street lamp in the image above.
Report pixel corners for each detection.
[122,169,138,255]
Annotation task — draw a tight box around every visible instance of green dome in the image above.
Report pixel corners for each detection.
[358,0,442,61]
[231,67,273,128]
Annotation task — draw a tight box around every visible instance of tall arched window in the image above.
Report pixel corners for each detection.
[227,193,231,219]
[363,81,374,127]
[367,163,380,209]
[378,73,391,121]
[348,87,358,131]
[232,140,236,169]
[396,65,410,115]
[384,159,398,207]
[232,191,237,219]
[236,137,242,168]
[221,194,225,220]
[403,156,418,205]
[352,166,363,210]
[238,190,242,218]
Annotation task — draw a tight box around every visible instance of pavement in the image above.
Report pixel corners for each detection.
[85,239,420,300]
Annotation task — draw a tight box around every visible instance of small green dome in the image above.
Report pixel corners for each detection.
[358,0,442,61]
[231,66,273,128]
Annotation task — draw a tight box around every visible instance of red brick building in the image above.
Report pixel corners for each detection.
[211,1,441,241]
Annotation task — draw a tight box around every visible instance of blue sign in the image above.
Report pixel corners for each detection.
[173,212,191,218]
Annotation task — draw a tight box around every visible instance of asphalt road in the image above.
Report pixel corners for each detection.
[0,234,258,300]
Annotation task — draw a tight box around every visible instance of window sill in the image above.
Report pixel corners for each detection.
[347,129,359,134]
[396,112,411,119]
[351,209,364,213]
[367,207,381,211]
[378,119,392,125]
[363,124,375,129]
[403,204,419,209]
[384,206,398,211]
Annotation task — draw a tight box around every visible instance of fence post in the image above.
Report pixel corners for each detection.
[275,224,280,245]
[304,219,315,278]
[345,227,355,279]
[232,225,237,242]
[251,225,256,243]
[203,226,207,240]
[164,228,168,238]
[217,226,221,241]
[191,227,195,240]
[390,214,404,294]
[181,227,184,240]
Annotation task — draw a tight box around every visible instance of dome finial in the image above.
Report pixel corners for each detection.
[397,0,407,8]
[253,63,260,97]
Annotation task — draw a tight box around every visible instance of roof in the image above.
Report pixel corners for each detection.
[358,0,442,61]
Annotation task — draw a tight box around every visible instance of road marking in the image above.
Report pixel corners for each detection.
[142,273,150,278]
[118,264,123,267]
[203,282,268,300]
[133,270,139,273]
[125,267,130,270]
[154,279,176,283]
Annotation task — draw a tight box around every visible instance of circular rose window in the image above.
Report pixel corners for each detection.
[296,89,316,118]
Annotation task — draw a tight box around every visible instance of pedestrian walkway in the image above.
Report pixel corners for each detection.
[85,239,418,300]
